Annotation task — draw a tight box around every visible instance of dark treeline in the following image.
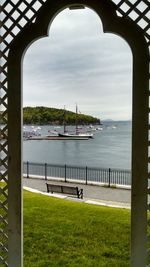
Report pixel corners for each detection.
[23,106,100,125]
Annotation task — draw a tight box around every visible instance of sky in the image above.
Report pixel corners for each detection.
[23,7,132,121]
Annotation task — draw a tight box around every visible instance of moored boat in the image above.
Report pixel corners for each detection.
[58,132,93,138]
[58,104,94,139]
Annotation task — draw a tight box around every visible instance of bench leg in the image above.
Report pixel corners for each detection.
[79,189,83,199]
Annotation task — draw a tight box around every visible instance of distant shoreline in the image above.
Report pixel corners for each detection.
[23,106,100,125]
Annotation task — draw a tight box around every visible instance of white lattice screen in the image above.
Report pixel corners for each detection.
[0,0,150,266]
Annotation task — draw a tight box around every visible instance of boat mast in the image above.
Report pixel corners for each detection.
[63,105,67,133]
[75,104,78,135]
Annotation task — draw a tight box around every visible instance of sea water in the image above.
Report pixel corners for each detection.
[23,121,131,170]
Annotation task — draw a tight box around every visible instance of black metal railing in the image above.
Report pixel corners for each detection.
[23,161,131,187]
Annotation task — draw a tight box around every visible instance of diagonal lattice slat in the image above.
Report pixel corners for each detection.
[115,0,150,44]
[0,0,149,266]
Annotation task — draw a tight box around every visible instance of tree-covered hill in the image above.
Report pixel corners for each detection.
[23,106,100,125]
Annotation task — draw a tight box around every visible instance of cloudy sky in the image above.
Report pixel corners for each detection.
[23,7,132,121]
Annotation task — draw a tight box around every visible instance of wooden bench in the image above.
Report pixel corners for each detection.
[46,183,83,199]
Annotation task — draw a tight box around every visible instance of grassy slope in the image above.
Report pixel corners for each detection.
[24,191,130,267]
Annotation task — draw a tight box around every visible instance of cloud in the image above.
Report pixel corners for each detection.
[23,7,132,120]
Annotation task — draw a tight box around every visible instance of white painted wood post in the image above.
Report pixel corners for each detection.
[8,49,23,267]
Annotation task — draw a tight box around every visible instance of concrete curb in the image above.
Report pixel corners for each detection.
[23,186,131,209]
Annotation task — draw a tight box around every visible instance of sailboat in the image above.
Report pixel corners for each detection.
[58,105,94,139]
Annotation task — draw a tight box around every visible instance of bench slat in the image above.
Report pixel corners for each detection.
[47,184,62,193]
[61,186,78,195]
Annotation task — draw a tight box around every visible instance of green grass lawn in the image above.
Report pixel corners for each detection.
[24,191,130,267]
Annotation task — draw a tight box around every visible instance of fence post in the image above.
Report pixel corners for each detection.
[108,168,111,187]
[27,161,29,178]
[65,164,67,182]
[45,163,47,180]
[85,166,88,185]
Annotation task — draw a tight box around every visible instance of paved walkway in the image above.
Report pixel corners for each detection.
[23,178,131,209]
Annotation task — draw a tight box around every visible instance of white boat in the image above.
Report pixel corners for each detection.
[23,128,41,139]
[59,132,93,138]
[58,105,94,139]
[96,127,103,131]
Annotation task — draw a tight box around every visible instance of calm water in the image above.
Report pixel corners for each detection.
[23,121,131,170]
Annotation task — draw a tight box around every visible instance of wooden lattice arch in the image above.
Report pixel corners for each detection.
[0,0,150,266]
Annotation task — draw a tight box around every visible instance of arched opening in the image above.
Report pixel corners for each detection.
[7,1,149,266]
[23,8,132,167]
[22,8,133,265]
